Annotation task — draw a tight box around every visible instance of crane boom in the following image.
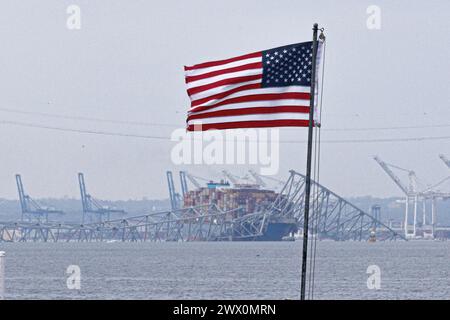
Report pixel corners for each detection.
[222,170,238,185]
[185,172,202,189]
[15,174,28,214]
[78,172,125,223]
[166,171,179,210]
[179,171,188,197]
[373,156,410,195]
[248,170,266,187]
[78,173,90,212]
[15,174,63,222]
[439,154,450,169]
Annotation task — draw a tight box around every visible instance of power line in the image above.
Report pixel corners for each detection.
[0,120,169,140]
[2,119,450,144]
[323,123,450,132]
[0,107,178,128]
[2,107,450,132]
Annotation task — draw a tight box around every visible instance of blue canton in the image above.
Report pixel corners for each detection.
[262,41,313,88]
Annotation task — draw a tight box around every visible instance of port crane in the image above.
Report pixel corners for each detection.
[168,170,224,210]
[222,170,239,185]
[179,170,216,193]
[373,156,450,238]
[248,170,285,189]
[1,170,405,243]
[373,156,421,238]
[15,174,63,222]
[78,173,125,223]
[166,171,181,210]
[183,172,218,189]
[179,171,189,198]
[222,170,255,187]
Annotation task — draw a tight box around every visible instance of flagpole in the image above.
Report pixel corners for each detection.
[300,22,319,301]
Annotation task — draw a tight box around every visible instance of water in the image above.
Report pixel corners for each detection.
[0,241,449,299]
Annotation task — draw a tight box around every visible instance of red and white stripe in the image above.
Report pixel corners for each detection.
[184,50,312,131]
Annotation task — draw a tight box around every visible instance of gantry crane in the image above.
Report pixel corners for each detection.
[15,174,63,222]
[222,170,239,185]
[78,173,125,223]
[248,170,285,189]
[179,171,189,198]
[373,156,417,195]
[373,156,450,239]
[373,156,419,237]
[179,171,212,194]
[222,170,255,188]
[166,171,182,210]
[183,172,214,189]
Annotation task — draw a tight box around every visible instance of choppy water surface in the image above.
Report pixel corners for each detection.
[0,241,449,299]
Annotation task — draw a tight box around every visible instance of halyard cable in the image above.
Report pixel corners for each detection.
[307,118,319,299]
[309,35,326,299]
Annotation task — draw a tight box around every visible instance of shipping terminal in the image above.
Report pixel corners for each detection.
[4,163,450,242]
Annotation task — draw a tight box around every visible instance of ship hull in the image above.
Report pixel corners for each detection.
[257,222,298,241]
[234,220,298,241]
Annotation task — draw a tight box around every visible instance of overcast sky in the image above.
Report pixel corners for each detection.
[0,0,449,200]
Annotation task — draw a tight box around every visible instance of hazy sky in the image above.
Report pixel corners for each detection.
[0,0,449,200]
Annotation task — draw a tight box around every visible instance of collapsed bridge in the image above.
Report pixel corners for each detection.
[0,171,404,242]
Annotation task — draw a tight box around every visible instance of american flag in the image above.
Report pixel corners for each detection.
[184,41,323,131]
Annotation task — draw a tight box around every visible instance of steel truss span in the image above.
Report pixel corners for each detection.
[267,170,405,241]
[0,171,404,242]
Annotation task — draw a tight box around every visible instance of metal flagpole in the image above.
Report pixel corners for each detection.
[300,23,319,300]
[0,251,5,300]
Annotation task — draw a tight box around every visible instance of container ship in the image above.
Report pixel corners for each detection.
[182,177,297,241]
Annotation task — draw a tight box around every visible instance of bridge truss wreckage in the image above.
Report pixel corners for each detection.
[266,171,404,241]
[0,171,404,242]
